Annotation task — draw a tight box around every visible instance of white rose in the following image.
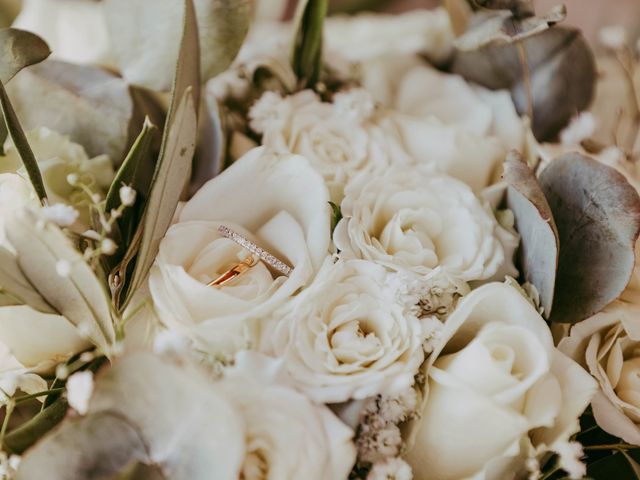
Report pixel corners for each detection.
[392,65,525,153]
[405,283,597,480]
[13,0,112,65]
[149,147,331,357]
[558,301,640,446]
[0,128,114,223]
[324,9,453,64]
[220,351,356,479]
[268,258,425,403]
[334,164,518,283]
[250,89,408,202]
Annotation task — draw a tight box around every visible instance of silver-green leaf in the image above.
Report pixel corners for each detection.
[0,246,54,313]
[503,150,558,317]
[540,153,640,324]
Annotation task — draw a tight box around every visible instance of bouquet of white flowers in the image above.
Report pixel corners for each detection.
[0,0,639,478]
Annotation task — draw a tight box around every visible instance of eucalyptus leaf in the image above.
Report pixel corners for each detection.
[6,211,115,351]
[103,0,251,91]
[0,28,50,84]
[468,0,534,17]
[114,0,200,310]
[16,412,151,480]
[0,246,54,313]
[503,151,558,317]
[291,0,328,88]
[539,153,640,324]
[87,352,244,479]
[451,25,596,140]
[18,352,245,479]
[454,5,566,51]
[7,60,165,164]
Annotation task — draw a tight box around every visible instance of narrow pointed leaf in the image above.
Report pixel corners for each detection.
[114,0,200,310]
[540,153,640,324]
[291,0,328,88]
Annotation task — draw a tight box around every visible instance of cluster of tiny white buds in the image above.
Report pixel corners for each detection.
[55,260,72,278]
[599,25,628,51]
[66,173,79,186]
[100,239,117,256]
[119,185,136,207]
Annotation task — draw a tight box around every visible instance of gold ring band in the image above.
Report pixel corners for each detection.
[208,255,258,288]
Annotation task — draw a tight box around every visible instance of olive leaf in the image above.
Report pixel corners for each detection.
[17,352,245,479]
[7,60,164,164]
[454,5,566,51]
[587,450,640,479]
[291,0,328,88]
[103,0,251,91]
[104,118,158,268]
[451,24,596,141]
[113,0,200,310]
[539,153,640,324]
[503,151,558,317]
[0,246,54,313]
[6,211,115,351]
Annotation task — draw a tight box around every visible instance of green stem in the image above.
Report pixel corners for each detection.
[0,400,15,446]
[4,398,68,455]
[14,388,65,405]
[583,443,634,451]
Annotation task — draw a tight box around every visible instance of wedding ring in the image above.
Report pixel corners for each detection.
[218,225,293,277]
[208,255,258,287]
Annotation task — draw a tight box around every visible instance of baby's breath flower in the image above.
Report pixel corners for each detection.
[41,204,79,228]
[119,185,136,207]
[599,25,628,50]
[367,457,413,480]
[55,260,72,278]
[66,173,79,186]
[100,239,117,256]
[554,441,586,480]
[66,371,94,416]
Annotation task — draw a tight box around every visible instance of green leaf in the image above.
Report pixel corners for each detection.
[6,211,115,351]
[539,153,640,324]
[0,28,50,84]
[451,25,596,141]
[104,117,158,266]
[103,0,251,91]
[329,201,342,234]
[4,398,68,455]
[291,0,328,88]
[503,150,558,317]
[113,0,200,311]
[0,246,54,313]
